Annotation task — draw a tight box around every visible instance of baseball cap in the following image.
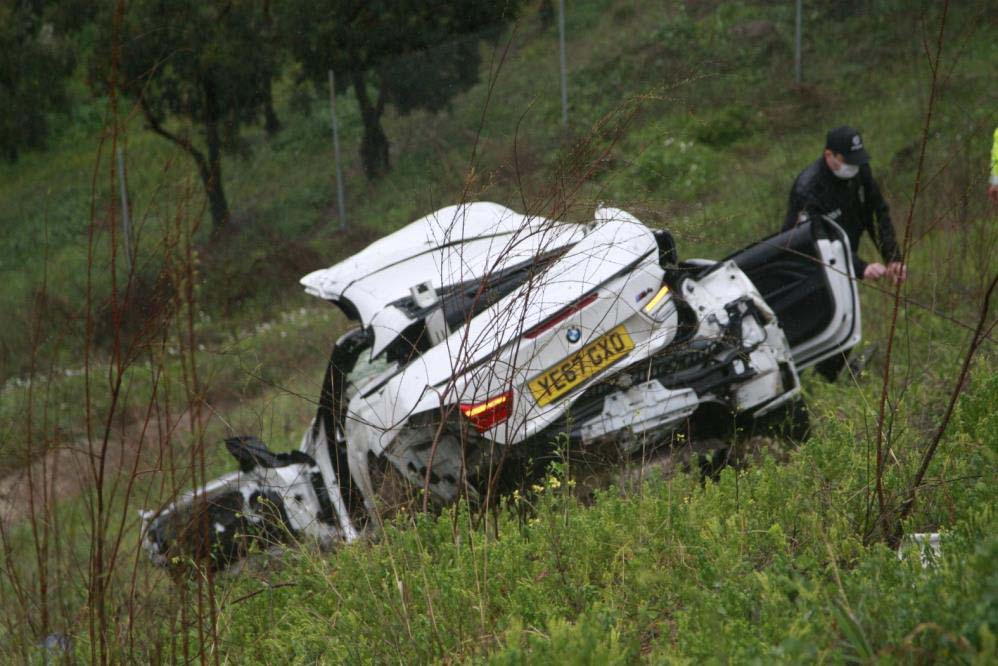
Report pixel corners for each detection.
[826,126,870,165]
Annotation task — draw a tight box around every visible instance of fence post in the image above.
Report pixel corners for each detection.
[116,147,133,267]
[795,0,803,85]
[558,0,568,128]
[328,69,347,229]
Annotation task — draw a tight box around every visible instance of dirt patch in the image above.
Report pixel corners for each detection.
[0,442,92,527]
[0,406,220,529]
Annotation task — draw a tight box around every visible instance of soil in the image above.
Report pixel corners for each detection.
[0,406,215,528]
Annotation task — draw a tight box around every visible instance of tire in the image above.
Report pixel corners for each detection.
[749,397,811,444]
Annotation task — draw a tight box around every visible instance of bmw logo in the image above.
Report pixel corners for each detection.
[566,327,582,344]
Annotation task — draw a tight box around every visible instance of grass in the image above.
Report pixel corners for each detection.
[1,0,996,662]
[154,370,996,664]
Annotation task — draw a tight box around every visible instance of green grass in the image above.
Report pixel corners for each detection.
[139,371,994,664]
[1,0,996,662]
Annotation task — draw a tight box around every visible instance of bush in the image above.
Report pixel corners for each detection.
[692,104,754,147]
[635,134,717,199]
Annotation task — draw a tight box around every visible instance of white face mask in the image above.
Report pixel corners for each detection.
[833,162,859,179]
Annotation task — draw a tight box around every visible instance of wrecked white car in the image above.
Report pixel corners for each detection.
[143,203,860,568]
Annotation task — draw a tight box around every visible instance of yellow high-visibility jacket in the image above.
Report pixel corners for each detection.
[991,127,998,186]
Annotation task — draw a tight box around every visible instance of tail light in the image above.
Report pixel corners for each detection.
[643,285,671,313]
[459,391,513,432]
[524,292,599,339]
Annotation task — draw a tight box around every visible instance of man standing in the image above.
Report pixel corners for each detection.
[783,126,907,381]
[783,125,907,285]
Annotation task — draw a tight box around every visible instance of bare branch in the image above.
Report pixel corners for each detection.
[871,0,950,545]
[888,272,997,547]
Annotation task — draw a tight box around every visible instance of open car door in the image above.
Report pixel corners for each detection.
[725,218,861,370]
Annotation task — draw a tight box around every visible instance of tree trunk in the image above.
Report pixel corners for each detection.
[202,80,230,233]
[351,70,390,180]
[263,83,281,138]
[138,94,228,234]
[539,0,554,30]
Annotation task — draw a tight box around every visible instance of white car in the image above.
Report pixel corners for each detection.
[143,203,860,568]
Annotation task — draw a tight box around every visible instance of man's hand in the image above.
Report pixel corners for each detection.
[863,263,887,280]
[886,262,907,285]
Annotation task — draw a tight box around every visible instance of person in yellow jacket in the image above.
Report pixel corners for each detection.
[989,127,998,204]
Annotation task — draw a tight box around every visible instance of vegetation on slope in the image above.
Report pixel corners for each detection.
[212,373,997,663]
[0,0,995,662]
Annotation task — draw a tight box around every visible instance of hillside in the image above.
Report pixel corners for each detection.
[0,0,995,662]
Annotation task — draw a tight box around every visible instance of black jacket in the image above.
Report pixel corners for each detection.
[782,157,902,276]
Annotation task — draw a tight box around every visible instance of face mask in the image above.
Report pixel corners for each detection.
[833,162,859,179]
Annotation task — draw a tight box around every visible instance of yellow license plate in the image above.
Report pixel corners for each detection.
[528,325,635,406]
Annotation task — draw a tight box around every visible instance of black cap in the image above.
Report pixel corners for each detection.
[826,125,870,165]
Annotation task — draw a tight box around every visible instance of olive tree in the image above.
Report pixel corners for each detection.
[0,0,75,161]
[283,0,520,180]
[92,1,281,233]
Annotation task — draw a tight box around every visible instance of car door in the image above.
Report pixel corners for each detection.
[725,218,861,369]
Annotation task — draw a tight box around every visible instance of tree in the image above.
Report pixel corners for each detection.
[0,1,75,161]
[92,1,282,233]
[283,0,520,181]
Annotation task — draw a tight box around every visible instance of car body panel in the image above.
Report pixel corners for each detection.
[301,202,587,357]
[342,208,666,453]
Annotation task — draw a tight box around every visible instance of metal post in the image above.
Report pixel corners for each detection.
[558,0,568,128]
[794,0,803,85]
[116,147,133,267]
[328,69,347,228]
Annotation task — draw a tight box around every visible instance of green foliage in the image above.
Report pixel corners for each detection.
[281,0,522,179]
[490,611,632,665]
[94,1,280,136]
[180,363,996,663]
[652,10,696,49]
[0,0,76,160]
[205,372,997,663]
[633,130,718,199]
[956,372,998,443]
[92,0,282,230]
[692,105,755,148]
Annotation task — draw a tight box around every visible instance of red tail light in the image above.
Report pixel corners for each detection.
[459,391,513,432]
[524,292,598,339]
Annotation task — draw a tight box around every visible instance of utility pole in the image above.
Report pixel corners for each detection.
[328,69,347,228]
[116,147,133,267]
[558,0,568,128]
[795,0,803,85]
